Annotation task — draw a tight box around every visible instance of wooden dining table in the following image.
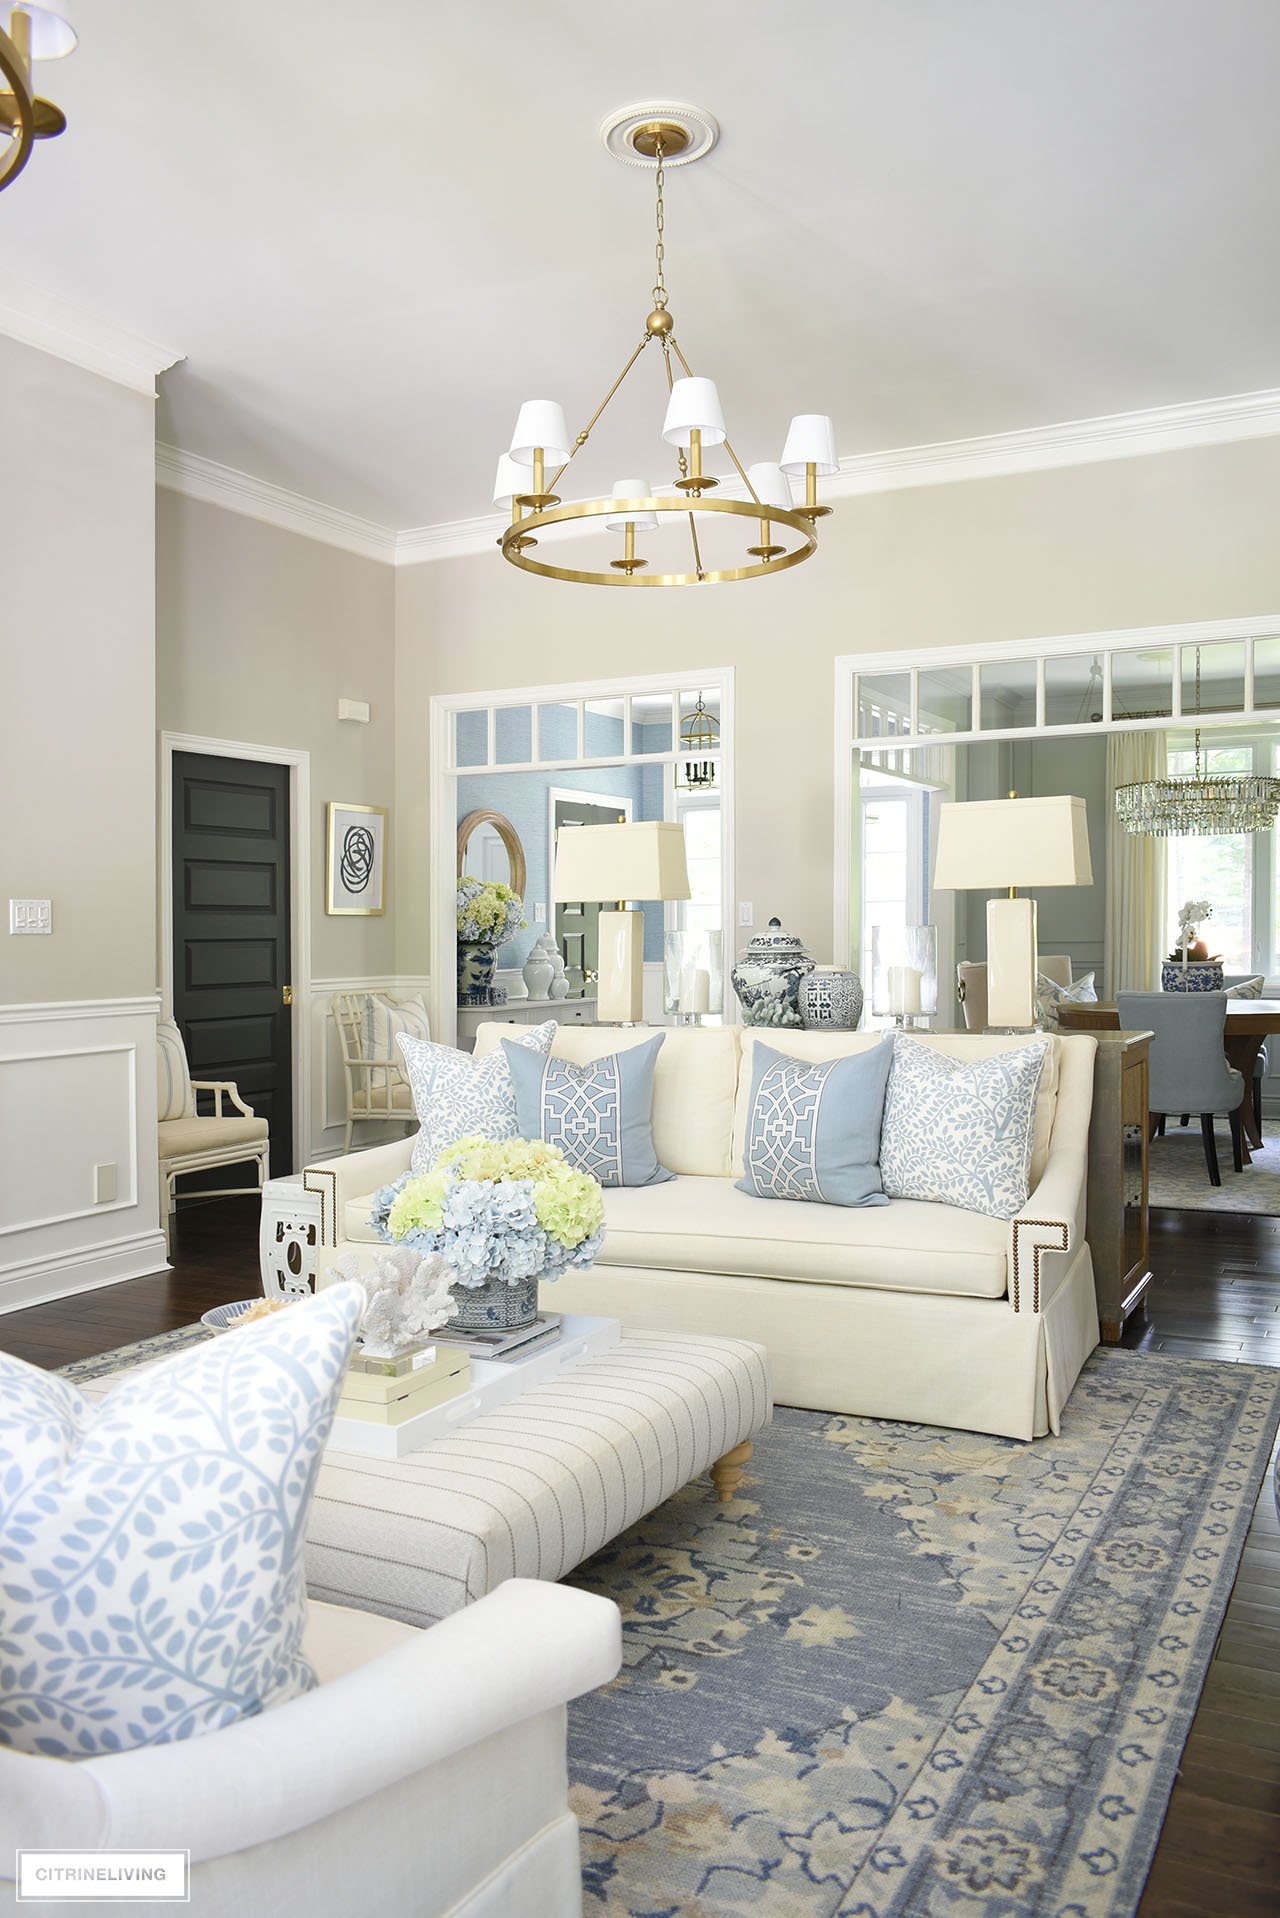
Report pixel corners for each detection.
[1057,999,1280,1152]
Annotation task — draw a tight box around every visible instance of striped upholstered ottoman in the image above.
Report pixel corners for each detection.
[304,1328,771,1629]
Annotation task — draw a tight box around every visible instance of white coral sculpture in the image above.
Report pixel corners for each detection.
[327,1246,457,1357]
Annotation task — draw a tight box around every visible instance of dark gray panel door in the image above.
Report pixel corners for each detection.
[172,752,293,1176]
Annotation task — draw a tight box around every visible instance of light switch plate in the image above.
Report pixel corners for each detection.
[10,899,51,935]
[534,903,547,923]
[738,902,753,927]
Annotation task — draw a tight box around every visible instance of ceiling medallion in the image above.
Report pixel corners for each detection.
[1115,645,1280,836]
[0,4,76,194]
[495,103,836,588]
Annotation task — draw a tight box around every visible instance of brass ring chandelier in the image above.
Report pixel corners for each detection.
[0,4,75,194]
[495,105,837,588]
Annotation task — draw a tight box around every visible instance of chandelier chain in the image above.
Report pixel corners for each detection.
[652,142,667,308]
[1194,645,1202,781]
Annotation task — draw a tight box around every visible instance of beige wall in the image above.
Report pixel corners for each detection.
[395,435,1280,969]
[1,334,157,1003]
[156,491,398,980]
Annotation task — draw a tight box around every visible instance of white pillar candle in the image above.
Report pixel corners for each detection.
[887,965,922,1016]
[688,968,711,1014]
[679,964,698,1010]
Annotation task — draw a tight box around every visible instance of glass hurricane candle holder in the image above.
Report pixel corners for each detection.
[870,925,938,1027]
[663,929,724,1023]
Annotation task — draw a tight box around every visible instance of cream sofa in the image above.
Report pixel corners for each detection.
[301,1025,1100,1443]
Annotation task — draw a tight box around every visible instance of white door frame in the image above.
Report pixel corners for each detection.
[430,668,736,1044]
[159,731,312,1175]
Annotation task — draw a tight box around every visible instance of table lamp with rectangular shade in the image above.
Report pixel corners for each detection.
[933,795,1093,1029]
[552,821,691,1023]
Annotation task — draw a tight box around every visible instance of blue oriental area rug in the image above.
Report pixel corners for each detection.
[566,1349,1280,1918]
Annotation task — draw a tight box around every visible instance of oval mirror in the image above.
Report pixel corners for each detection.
[456,810,527,899]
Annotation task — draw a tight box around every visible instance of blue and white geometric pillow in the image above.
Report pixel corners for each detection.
[399,1021,557,1174]
[502,1033,673,1188]
[736,1038,893,1206]
[0,1283,362,1760]
[880,1036,1051,1220]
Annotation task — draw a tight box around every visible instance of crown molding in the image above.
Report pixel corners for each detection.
[0,279,182,396]
[146,383,1280,568]
[824,386,1280,500]
[391,385,1280,566]
[155,445,398,564]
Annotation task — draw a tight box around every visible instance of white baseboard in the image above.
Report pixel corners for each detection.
[0,1228,170,1316]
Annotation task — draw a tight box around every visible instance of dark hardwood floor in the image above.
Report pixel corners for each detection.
[1,1195,1277,1911]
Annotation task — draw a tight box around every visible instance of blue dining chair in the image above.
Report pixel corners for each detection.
[1117,990,1245,1187]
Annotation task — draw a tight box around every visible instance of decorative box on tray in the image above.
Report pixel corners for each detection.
[336,1343,471,1427]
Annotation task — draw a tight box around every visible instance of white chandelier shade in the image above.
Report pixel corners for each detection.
[14,3,75,58]
[745,461,793,510]
[508,399,571,467]
[780,413,838,477]
[491,454,529,508]
[605,479,659,532]
[661,376,726,448]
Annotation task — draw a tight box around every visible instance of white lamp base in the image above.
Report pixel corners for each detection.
[596,909,645,1024]
[986,896,1038,1030]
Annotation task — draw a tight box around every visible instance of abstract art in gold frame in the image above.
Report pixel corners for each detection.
[326,801,387,916]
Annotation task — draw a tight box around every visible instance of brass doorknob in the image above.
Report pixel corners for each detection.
[283,986,293,1007]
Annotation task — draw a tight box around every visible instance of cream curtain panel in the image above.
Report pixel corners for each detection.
[1105,731,1168,997]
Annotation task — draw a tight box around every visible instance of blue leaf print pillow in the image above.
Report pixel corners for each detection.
[0,1283,362,1760]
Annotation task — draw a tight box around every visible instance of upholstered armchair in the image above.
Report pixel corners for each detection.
[156,1017,270,1252]
[957,954,1072,1032]
[0,1579,622,1918]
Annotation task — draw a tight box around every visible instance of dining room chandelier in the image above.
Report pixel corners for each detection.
[0,3,75,194]
[495,103,837,587]
[1115,646,1280,836]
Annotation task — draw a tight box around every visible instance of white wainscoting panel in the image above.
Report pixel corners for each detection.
[308,978,429,1162]
[0,999,167,1312]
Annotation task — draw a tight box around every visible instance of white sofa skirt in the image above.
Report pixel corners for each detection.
[541,1239,1099,1443]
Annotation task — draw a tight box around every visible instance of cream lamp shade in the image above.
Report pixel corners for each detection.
[605,479,659,533]
[13,3,77,57]
[507,399,571,467]
[661,376,727,449]
[553,820,690,905]
[933,796,1092,1030]
[553,821,690,1024]
[933,795,1093,891]
[779,414,838,477]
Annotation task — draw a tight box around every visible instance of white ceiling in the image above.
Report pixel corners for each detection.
[4,0,1279,529]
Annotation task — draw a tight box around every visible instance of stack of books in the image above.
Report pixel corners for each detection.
[337,1342,472,1427]
[433,1313,565,1364]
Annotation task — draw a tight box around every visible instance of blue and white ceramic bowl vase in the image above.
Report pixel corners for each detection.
[799,968,864,1030]
[731,917,815,1028]
[447,1275,539,1332]
[1161,961,1225,993]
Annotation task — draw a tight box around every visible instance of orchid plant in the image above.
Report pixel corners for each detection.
[1170,898,1215,965]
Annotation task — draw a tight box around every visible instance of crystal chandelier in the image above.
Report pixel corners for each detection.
[0,4,75,194]
[1115,646,1280,836]
[495,104,836,587]
[675,693,720,790]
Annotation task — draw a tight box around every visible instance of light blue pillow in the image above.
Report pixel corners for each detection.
[399,1020,557,1174]
[735,1038,894,1206]
[502,1034,674,1188]
[0,1283,362,1760]
[879,1036,1050,1220]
